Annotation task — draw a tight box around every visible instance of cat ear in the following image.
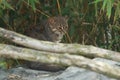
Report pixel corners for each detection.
[48,18,55,24]
[64,15,69,21]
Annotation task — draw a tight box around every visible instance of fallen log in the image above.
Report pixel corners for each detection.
[0,44,120,79]
[0,27,120,62]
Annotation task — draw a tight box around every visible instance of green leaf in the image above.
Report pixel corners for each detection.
[1,0,14,10]
[89,0,103,4]
[102,0,114,19]
[102,0,107,10]
[0,8,3,17]
[106,0,112,18]
[27,0,39,11]
[115,1,120,20]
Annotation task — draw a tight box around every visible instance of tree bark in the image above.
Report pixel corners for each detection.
[0,27,120,62]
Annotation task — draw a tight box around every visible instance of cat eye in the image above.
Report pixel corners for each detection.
[49,18,55,24]
[56,34,59,36]
[58,26,62,30]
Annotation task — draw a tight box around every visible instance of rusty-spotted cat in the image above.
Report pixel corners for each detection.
[25,16,68,42]
[24,16,68,71]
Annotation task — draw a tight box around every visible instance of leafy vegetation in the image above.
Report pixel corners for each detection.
[0,0,119,54]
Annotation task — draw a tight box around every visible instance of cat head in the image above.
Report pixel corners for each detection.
[48,16,68,35]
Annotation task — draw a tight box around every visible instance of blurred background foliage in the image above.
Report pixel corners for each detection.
[0,0,120,68]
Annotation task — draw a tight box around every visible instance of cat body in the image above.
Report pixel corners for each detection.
[24,16,68,71]
[25,16,68,42]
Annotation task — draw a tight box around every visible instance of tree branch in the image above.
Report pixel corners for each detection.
[0,27,120,62]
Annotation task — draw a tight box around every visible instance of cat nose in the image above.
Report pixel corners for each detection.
[58,26,63,30]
